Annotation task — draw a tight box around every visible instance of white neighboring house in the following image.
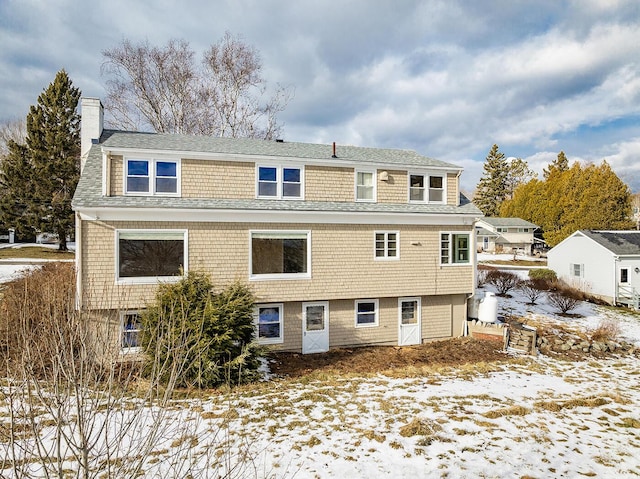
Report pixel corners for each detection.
[547,230,640,309]
[475,218,539,255]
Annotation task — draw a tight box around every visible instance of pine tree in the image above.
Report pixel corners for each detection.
[0,70,81,250]
[0,141,34,240]
[474,144,508,216]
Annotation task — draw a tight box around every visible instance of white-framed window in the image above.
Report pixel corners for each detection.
[428,175,444,202]
[256,165,303,199]
[517,228,530,233]
[409,174,425,201]
[440,232,470,264]
[125,158,180,196]
[250,231,311,280]
[116,230,187,283]
[408,173,445,203]
[255,303,283,344]
[355,170,376,202]
[620,268,629,284]
[571,263,584,278]
[120,311,142,353]
[374,231,399,260]
[355,299,379,327]
[496,227,508,233]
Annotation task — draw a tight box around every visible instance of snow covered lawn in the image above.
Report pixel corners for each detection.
[4,355,637,478]
[1,252,639,478]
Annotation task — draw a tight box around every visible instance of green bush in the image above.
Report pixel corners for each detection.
[141,272,263,388]
[528,268,557,281]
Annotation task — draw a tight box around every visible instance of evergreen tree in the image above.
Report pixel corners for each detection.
[0,70,81,250]
[474,144,508,216]
[501,156,634,246]
[0,141,34,239]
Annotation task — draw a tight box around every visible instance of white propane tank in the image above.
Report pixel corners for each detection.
[478,291,498,323]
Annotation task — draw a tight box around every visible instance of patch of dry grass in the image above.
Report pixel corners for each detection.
[0,246,74,260]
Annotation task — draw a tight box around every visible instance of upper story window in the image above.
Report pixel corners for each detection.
[256,165,303,199]
[409,173,444,203]
[440,232,470,265]
[116,230,187,283]
[496,227,508,233]
[356,170,376,202]
[125,159,180,196]
[250,231,311,280]
[517,228,530,233]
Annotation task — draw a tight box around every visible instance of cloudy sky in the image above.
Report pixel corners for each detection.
[1,0,639,192]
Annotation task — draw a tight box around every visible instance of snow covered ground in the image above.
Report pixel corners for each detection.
[2,252,639,478]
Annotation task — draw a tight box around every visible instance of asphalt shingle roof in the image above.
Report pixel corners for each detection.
[580,230,640,255]
[73,130,481,217]
[99,130,460,168]
[479,217,538,229]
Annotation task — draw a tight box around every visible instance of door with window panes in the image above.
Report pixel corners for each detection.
[302,302,329,354]
[398,298,421,346]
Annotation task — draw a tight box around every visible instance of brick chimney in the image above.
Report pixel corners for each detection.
[80,97,103,171]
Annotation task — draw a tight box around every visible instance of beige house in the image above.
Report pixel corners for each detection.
[73,98,482,355]
[475,217,539,255]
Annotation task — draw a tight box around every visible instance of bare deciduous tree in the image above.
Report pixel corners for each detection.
[0,119,26,158]
[101,33,292,139]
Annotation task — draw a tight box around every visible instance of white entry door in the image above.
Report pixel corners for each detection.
[398,297,421,346]
[302,302,329,354]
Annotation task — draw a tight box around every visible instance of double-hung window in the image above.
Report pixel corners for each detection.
[121,311,142,352]
[117,230,187,283]
[572,263,584,278]
[255,304,283,344]
[250,231,311,279]
[440,232,470,264]
[408,173,444,203]
[125,159,179,195]
[355,299,379,327]
[375,231,399,259]
[257,165,303,199]
[355,170,375,201]
[409,175,425,201]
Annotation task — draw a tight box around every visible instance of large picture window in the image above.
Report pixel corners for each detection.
[117,230,187,282]
[255,303,283,344]
[125,158,179,195]
[440,232,470,264]
[251,231,310,279]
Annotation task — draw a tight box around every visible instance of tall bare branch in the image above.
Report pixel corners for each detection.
[101,34,292,139]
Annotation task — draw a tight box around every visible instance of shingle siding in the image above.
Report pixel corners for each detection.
[75,127,481,353]
[81,220,474,311]
[182,159,254,199]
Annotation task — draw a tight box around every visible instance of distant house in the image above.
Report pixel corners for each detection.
[475,218,539,255]
[547,230,640,309]
[72,98,482,357]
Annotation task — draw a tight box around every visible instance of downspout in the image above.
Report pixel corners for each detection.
[75,212,83,310]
